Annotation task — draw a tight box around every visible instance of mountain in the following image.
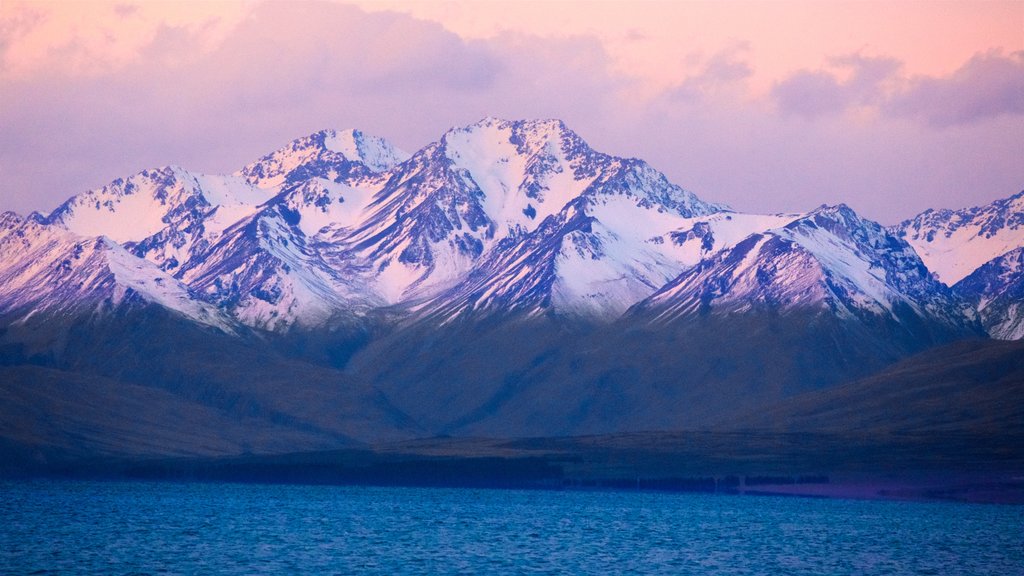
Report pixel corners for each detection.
[954,247,1024,339]
[320,117,726,319]
[0,300,420,463]
[33,119,734,328]
[345,206,981,438]
[633,205,971,331]
[25,118,993,334]
[893,191,1024,340]
[894,190,1024,285]
[0,365,345,463]
[238,128,408,188]
[40,130,409,331]
[0,211,231,332]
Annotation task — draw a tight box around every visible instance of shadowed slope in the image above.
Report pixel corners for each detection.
[727,339,1024,436]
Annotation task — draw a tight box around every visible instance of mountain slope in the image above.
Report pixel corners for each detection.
[0,365,346,463]
[954,247,1024,339]
[631,204,975,335]
[348,201,983,437]
[0,211,232,331]
[2,118,1015,459]
[35,119,745,328]
[728,338,1024,436]
[347,305,980,438]
[173,203,387,331]
[0,303,421,453]
[30,118,1004,334]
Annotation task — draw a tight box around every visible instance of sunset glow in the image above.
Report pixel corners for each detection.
[1,0,1021,221]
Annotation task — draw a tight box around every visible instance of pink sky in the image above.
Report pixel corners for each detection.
[1,0,1021,222]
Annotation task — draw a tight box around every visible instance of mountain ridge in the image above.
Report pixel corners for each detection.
[7,117,1004,337]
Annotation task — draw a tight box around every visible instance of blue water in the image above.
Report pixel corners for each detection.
[1,480,1021,575]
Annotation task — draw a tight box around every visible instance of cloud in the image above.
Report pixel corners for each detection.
[885,50,1024,127]
[773,50,1023,128]
[772,70,848,118]
[624,29,647,42]
[772,54,901,118]
[672,44,753,101]
[0,1,1020,225]
[0,1,619,214]
[0,4,46,72]
[113,3,139,18]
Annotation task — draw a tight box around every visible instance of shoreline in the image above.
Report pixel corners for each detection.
[6,461,1022,505]
[5,430,1022,505]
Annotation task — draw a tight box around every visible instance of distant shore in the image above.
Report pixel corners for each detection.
[5,431,1022,505]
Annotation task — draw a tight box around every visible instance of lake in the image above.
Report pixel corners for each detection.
[1,480,1021,575]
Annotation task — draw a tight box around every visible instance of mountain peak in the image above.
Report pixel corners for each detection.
[806,203,858,219]
[4,120,1014,340]
[787,203,865,235]
[465,116,567,131]
[237,128,409,188]
[319,128,410,172]
[43,165,212,244]
[443,118,581,151]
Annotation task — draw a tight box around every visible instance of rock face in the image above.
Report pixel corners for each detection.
[0,118,1019,457]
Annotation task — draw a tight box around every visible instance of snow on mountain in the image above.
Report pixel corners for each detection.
[237,128,408,189]
[32,119,735,326]
[279,178,376,238]
[894,190,1024,285]
[634,204,971,328]
[170,133,411,328]
[0,212,232,331]
[329,118,728,316]
[322,118,625,303]
[410,192,802,320]
[954,247,1024,339]
[435,117,718,239]
[46,166,209,244]
[35,129,409,330]
[44,166,277,273]
[174,203,385,331]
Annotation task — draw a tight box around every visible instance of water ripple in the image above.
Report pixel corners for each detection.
[1,480,1021,575]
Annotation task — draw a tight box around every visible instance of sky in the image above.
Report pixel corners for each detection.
[0,0,1021,224]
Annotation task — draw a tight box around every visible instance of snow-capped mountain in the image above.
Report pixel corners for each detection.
[318,118,725,314]
[893,191,1024,285]
[891,191,1024,340]
[954,247,1024,340]
[0,212,231,331]
[353,118,730,319]
[46,166,278,273]
[631,205,972,332]
[27,118,739,328]
[36,129,409,330]
[2,118,1013,339]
